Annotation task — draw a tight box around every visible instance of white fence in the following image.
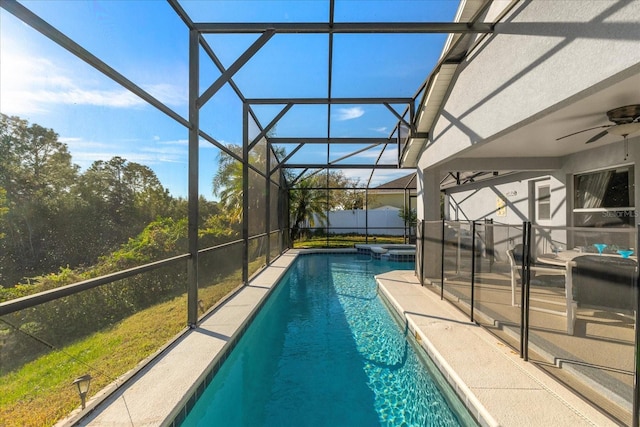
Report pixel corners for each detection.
[312,208,408,236]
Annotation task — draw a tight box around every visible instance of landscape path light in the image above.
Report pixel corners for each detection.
[73,374,91,409]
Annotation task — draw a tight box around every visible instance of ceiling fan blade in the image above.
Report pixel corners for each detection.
[585,130,609,144]
[556,124,611,141]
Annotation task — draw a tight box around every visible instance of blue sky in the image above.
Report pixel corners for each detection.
[0,0,459,199]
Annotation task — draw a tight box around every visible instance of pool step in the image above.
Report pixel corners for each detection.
[355,243,416,262]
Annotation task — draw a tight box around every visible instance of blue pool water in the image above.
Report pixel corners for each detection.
[181,253,476,426]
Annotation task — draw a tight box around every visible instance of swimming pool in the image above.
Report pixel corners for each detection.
[180,253,476,426]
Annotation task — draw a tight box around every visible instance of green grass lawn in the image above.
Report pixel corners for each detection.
[0,264,257,427]
[293,234,406,248]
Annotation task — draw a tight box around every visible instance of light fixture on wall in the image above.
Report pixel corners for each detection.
[73,374,92,409]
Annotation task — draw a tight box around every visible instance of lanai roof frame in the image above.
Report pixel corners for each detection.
[0,0,498,324]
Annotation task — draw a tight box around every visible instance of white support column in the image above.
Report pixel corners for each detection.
[419,167,441,221]
[418,167,443,282]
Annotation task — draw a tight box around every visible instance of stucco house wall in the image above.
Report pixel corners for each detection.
[416,1,640,222]
[368,192,405,210]
[445,173,562,225]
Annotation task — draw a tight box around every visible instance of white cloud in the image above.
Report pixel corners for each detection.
[335,107,365,121]
[0,40,185,115]
[372,126,388,134]
[41,88,145,108]
[71,151,171,166]
[340,169,407,187]
[367,170,411,187]
[58,136,190,170]
[58,137,84,144]
[144,83,187,107]
[0,50,142,114]
[377,149,397,163]
[330,169,408,188]
[59,137,112,151]
[158,138,219,150]
[331,146,397,161]
[158,139,188,146]
[140,143,188,161]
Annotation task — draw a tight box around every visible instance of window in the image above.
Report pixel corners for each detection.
[573,166,635,227]
[537,184,551,221]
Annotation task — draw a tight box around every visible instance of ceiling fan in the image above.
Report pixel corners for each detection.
[556,104,640,144]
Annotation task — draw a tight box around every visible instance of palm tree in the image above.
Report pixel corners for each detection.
[213,145,336,242]
[289,175,328,241]
[212,144,285,231]
[212,149,244,223]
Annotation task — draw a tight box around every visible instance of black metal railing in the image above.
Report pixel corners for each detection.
[0,229,289,318]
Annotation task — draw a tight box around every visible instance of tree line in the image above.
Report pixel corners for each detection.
[0,114,233,373]
[0,114,223,290]
[0,114,364,292]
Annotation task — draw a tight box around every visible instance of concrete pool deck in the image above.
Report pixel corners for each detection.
[376,270,616,426]
[70,249,616,426]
